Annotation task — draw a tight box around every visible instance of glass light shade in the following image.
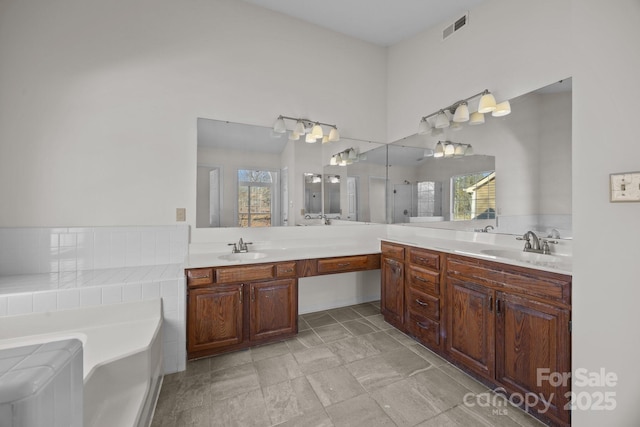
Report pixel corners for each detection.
[450,122,463,131]
[469,112,485,125]
[492,100,511,117]
[289,131,300,141]
[339,159,347,166]
[477,92,497,113]
[418,118,431,134]
[435,111,450,129]
[454,144,466,157]
[453,103,469,122]
[273,116,286,133]
[431,127,444,137]
[294,121,306,135]
[444,143,455,158]
[465,145,474,156]
[423,149,434,158]
[348,149,357,160]
[305,133,317,143]
[434,142,444,158]
[311,123,323,139]
[328,127,340,142]
[330,155,337,166]
[321,135,329,143]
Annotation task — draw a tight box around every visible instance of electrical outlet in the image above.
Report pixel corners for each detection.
[176,208,186,221]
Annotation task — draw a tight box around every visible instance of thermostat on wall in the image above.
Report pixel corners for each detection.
[610,172,640,202]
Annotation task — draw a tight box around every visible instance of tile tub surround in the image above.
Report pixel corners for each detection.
[0,299,163,427]
[0,225,189,374]
[151,301,544,427]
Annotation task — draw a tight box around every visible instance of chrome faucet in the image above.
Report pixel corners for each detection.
[228,238,252,253]
[517,230,557,254]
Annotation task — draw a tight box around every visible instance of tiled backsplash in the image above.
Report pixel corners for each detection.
[0,225,189,374]
[0,226,188,276]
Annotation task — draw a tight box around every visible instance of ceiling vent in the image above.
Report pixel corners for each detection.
[442,12,469,40]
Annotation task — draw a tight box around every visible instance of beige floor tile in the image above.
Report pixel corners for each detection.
[326,306,362,322]
[326,335,381,364]
[314,323,353,343]
[208,348,252,373]
[286,329,324,352]
[364,314,394,330]
[326,394,396,427]
[263,376,323,425]
[255,352,303,387]
[307,366,366,407]
[293,345,343,375]
[209,363,260,401]
[341,317,380,336]
[211,389,270,427]
[303,311,339,328]
[250,340,291,362]
[350,302,381,317]
[275,409,334,427]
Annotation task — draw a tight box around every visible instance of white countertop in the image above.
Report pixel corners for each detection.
[186,242,381,269]
[380,235,572,275]
[185,229,571,275]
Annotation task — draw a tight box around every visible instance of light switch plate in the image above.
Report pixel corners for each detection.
[176,208,186,221]
[610,172,640,202]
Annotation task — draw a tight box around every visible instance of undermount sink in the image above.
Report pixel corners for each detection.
[218,252,267,261]
[480,249,563,264]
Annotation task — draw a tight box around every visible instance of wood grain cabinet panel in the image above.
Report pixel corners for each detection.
[496,292,571,425]
[446,277,495,380]
[380,256,405,328]
[215,264,275,283]
[249,279,297,341]
[186,268,214,286]
[187,284,243,354]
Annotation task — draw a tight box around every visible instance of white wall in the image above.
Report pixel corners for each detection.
[387,0,571,142]
[0,0,387,227]
[572,0,640,425]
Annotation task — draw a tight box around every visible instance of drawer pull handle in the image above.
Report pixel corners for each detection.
[281,268,293,273]
[415,299,428,307]
[337,263,351,267]
[489,296,493,312]
[414,275,427,283]
[416,321,430,330]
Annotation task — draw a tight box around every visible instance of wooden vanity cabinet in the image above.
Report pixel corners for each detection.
[380,242,405,329]
[405,247,444,351]
[187,263,298,359]
[446,254,571,426]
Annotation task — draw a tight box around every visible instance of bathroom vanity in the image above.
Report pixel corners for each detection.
[185,254,380,359]
[380,240,571,427]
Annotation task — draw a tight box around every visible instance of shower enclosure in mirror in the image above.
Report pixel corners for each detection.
[196,77,571,235]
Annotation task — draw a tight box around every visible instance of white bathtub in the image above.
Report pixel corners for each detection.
[0,299,164,427]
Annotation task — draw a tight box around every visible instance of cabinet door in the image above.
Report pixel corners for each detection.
[446,277,495,379]
[249,279,297,342]
[496,292,571,424]
[381,256,405,328]
[188,284,243,354]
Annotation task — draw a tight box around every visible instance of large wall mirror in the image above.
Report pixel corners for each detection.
[196,78,571,236]
[381,77,572,238]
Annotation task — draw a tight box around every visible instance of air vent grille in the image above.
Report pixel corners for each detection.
[443,12,469,40]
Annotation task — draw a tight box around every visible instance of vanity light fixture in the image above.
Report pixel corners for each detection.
[433,141,474,159]
[272,115,340,143]
[331,148,358,167]
[417,89,510,132]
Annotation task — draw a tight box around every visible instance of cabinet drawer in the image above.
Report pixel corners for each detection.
[186,268,214,286]
[407,265,440,295]
[447,255,571,305]
[215,264,275,283]
[317,255,369,274]
[408,247,440,270]
[381,242,405,260]
[276,262,297,278]
[407,312,440,348]
[406,288,440,320]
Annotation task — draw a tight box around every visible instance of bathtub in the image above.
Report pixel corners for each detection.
[0,299,163,427]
